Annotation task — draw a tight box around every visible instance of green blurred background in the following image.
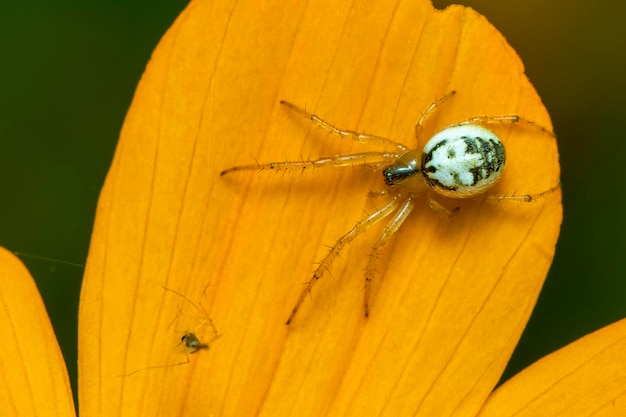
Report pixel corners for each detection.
[1,0,624,401]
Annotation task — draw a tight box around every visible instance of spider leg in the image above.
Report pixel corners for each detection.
[367,189,391,199]
[280,100,408,152]
[220,152,399,175]
[427,195,460,218]
[415,91,456,144]
[363,196,415,317]
[484,182,561,203]
[454,116,555,137]
[285,195,403,324]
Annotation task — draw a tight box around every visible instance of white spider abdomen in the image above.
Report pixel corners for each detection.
[422,125,505,198]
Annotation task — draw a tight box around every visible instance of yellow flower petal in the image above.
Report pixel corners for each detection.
[79,0,561,416]
[478,318,626,416]
[0,248,75,417]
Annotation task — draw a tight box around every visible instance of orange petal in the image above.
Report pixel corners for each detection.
[79,1,561,416]
[477,318,626,416]
[0,248,75,417]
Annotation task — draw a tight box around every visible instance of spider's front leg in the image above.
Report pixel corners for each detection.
[454,115,555,138]
[280,101,407,152]
[219,152,399,176]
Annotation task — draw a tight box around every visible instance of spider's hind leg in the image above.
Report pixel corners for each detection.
[483,182,561,203]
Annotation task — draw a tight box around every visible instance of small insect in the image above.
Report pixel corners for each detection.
[180,332,209,354]
[220,91,559,324]
[121,286,221,376]
[163,286,221,354]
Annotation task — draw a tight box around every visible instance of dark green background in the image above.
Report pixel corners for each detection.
[1,0,624,401]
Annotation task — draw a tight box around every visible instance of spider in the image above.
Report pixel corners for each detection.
[220,91,559,324]
[121,286,221,376]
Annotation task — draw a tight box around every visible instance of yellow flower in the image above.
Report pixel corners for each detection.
[2,1,623,416]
